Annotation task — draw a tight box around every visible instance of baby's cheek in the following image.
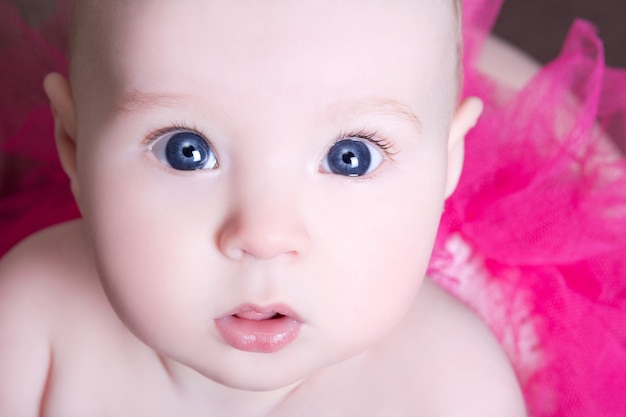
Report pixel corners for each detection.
[321,203,436,323]
[90,226,198,348]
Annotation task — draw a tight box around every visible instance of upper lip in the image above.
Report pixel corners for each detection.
[218,303,303,322]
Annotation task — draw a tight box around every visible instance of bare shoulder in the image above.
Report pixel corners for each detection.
[314,278,528,416]
[0,220,101,415]
[405,278,527,417]
[478,34,540,90]
[0,220,98,307]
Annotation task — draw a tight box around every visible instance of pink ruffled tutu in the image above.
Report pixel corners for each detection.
[1,1,625,416]
[431,1,626,416]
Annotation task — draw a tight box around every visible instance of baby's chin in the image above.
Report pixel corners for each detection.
[195,361,311,394]
[216,373,305,393]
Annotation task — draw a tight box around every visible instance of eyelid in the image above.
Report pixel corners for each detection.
[143,123,209,148]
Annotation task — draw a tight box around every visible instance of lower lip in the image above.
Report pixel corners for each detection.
[214,315,302,353]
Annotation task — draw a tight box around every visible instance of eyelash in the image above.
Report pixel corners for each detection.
[144,123,207,147]
[335,129,397,157]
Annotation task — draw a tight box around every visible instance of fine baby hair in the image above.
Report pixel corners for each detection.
[1,0,626,416]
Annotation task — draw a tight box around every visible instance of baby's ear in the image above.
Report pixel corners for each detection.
[44,73,80,200]
[445,97,483,198]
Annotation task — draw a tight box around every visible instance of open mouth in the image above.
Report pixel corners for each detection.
[215,304,302,353]
[234,311,286,321]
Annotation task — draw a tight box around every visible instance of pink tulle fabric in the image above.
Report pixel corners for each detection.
[430,1,626,416]
[1,0,625,416]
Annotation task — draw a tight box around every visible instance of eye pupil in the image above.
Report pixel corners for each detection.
[164,132,216,171]
[182,146,195,158]
[327,140,372,176]
[342,152,356,165]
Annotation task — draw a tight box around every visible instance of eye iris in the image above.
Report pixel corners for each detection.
[328,139,371,176]
[165,132,211,170]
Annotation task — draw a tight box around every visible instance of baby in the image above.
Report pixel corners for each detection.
[0,1,527,416]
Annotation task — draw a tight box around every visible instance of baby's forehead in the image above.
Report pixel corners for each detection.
[70,0,459,55]
[70,0,461,120]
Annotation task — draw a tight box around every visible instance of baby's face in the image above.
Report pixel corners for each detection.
[70,0,460,390]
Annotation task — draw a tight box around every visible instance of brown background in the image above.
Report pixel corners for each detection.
[494,0,626,67]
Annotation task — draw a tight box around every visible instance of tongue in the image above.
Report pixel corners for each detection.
[235,311,279,321]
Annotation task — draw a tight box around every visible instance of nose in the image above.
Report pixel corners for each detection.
[218,192,310,261]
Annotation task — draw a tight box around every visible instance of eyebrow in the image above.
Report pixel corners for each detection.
[328,98,423,133]
[117,89,190,112]
[118,90,423,133]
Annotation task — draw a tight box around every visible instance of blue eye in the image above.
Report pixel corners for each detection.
[322,139,384,177]
[151,131,218,171]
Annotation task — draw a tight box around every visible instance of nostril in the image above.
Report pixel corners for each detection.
[227,247,245,261]
[220,232,304,261]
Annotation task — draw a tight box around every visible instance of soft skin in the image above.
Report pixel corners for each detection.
[0,0,526,416]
